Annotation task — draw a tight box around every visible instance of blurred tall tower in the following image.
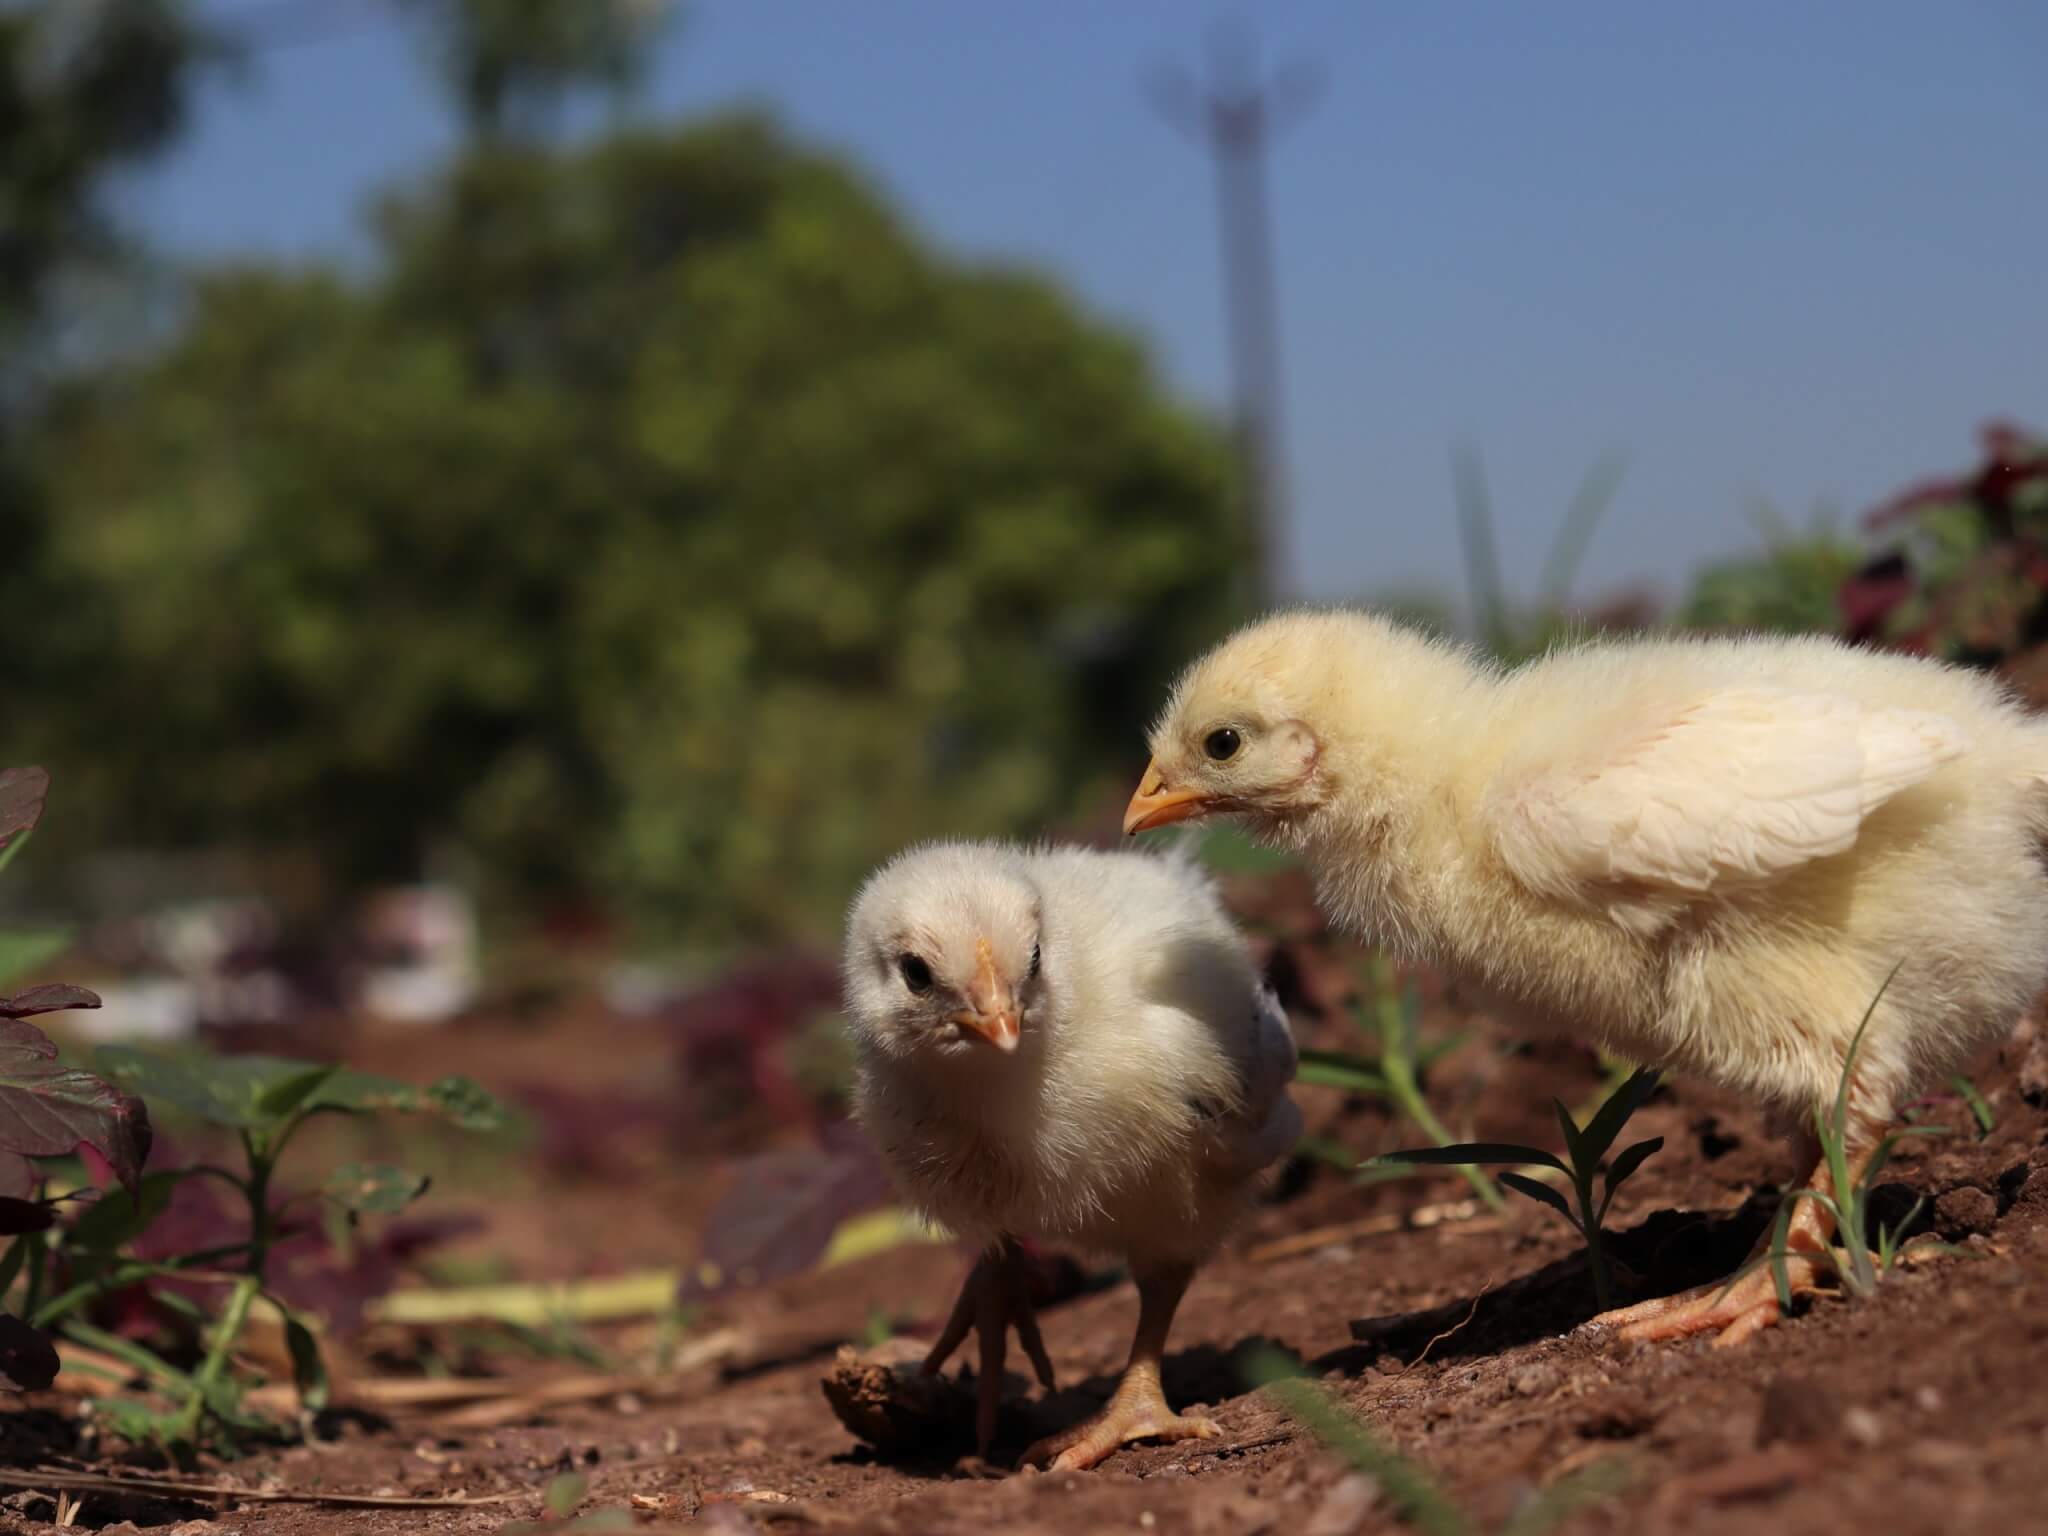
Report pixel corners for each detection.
[1150,22,1319,609]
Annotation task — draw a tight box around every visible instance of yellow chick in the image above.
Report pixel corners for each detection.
[1126,609,2048,1344]
[842,840,1300,1467]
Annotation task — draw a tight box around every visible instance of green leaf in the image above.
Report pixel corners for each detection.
[300,1069,508,1131]
[253,1064,340,1121]
[1372,1143,1568,1173]
[1601,1136,1663,1206]
[1239,1347,1463,1536]
[283,1312,329,1412]
[1552,1098,1588,1171]
[1295,1050,1390,1096]
[96,1048,317,1130]
[98,1050,507,1136]
[545,1472,589,1519]
[1577,1067,1660,1162]
[423,1075,509,1131]
[65,1170,182,1253]
[1500,1171,1579,1224]
[322,1163,430,1215]
[1950,1074,1994,1137]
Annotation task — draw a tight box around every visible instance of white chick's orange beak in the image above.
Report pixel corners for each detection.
[1123,759,1219,836]
[948,936,1020,1052]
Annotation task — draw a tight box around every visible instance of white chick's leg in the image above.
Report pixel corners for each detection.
[921,1237,1057,1459]
[1592,1116,1881,1348]
[1018,1263,1223,1472]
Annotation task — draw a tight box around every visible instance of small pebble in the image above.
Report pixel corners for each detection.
[1843,1406,1884,1448]
[1915,1385,1944,1414]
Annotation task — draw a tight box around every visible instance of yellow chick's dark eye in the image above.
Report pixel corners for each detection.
[900,954,934,994]
[1204,727,1241,761]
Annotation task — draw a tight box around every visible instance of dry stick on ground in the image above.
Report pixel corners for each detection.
[1401,1280,1493,1371]
[0,1470,517,1509]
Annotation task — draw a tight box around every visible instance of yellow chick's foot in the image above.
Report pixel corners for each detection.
[921,1238,1057,1459]
[1018,1362,1222,1472]
[1590,1251,1828,1348]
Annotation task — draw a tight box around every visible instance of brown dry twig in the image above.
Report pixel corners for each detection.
[1403,1279,1493,1371]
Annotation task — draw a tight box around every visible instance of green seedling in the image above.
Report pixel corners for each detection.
[1242,1346,1627,1536]
[39,1049,506,1457]
[1753,967,1960,1307]
[1949,1074,1995,1138]
[1372,1067,1664,1311]
[1295,955,1506,1212]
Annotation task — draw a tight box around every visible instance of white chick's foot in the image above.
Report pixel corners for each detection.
[921,1240,1058,1458]
[1018,1366,1222,1472]
[1590,1252,1828,1348]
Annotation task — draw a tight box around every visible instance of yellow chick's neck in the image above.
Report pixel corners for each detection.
[1264,615,1504,956]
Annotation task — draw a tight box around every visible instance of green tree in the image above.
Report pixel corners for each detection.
[395,0,679,142]
[24,115,1239,941]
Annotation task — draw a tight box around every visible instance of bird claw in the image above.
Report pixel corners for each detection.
[1588,1253,1828,1347]
[1019,1383,1222,1473]
[921,1241,1058,1458]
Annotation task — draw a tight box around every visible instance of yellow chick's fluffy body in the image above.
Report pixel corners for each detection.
[1129,609,2048,1342]
[842,839,1299,1468]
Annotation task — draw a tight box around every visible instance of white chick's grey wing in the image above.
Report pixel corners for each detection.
[1489,686,1968,904]
[1194,981,1301,1180]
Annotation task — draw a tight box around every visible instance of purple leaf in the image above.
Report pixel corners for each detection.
[0,1312,58,1392]
[0,985,102,1020]
[681,1120,893,1302]
[0,1020,153,1195]
[0,768,48,864]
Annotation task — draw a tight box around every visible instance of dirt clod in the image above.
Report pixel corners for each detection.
[1935,1185,1999,1235]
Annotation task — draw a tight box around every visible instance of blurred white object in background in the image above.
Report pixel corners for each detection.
[358,884,480,1026]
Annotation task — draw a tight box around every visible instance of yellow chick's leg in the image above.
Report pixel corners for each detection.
[921,1237,1058,1460]
[1591,1118,1881,1349]
[1019,1263,1224,1472]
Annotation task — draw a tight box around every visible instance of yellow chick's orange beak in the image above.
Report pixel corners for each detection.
[1123,759,1218,836]
[949,935,1021,1053]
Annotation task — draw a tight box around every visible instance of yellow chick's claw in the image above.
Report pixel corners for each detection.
[1133,609,2048,1342]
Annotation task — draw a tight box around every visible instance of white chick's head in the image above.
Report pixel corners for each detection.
[842,842,1045,1064]
[1126,608,1463,839]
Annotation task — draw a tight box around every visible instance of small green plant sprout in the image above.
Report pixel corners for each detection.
[1754,968,1961,1309]
[45,1049,506,1455]
[1294,955,1506,1212]
[1241,1346,1627,1536]
[1371,1067,1664,1311]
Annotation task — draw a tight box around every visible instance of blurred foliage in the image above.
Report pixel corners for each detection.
[394,0,679,143]
[1839,422,2048,670]
[15,114,1241,941]
[0,0,221,354]
[1675,510,1861,637]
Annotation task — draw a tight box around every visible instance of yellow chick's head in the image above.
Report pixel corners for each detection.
[1125,608,1479,841]
[842,842,1045,1061]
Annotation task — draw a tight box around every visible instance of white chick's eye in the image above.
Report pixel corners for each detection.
[899,954,934,994]
[1204,727,1241,761]
[1028,942,1041,980]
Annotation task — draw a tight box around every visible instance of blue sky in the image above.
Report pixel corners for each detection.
[124,1,2048,610]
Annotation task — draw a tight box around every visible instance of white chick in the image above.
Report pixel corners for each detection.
[1127,609,2048,1345]
[842,839,1300,1469]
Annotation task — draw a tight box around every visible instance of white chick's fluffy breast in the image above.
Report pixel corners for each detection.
[842,840,1300,1269]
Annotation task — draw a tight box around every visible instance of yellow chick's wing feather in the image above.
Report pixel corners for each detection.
[1491,686,1969,910]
